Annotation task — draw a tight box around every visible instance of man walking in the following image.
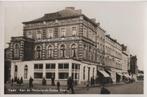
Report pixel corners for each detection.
[67,76,74,94]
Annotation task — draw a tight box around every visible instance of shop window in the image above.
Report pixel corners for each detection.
[58,63,69,69]
[34,64,43,69]
[34,72,43,79]
[46,72,55,79]
[46,63,55,69]
[72,73,79,79]
[59,73,68,79]
[72,63,80,69]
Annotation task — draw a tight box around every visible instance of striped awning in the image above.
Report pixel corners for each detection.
[99,70,110,77]
[123,73,131,78]
[117,72,123,76]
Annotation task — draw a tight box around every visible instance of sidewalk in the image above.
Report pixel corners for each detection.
[4,82,127,94]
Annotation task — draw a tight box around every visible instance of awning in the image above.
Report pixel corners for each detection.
[117,72,123,76]
[123,73,131,78]
[99,70,110,77]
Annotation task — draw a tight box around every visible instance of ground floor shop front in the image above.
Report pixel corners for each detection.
[10,59,97,85]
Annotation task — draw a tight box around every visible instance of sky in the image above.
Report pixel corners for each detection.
[2,1,145,70]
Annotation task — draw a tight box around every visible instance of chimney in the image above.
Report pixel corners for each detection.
[91,18,96,22]
[75,9,82,14]
[97,22,100,26]
[65,7,75,10]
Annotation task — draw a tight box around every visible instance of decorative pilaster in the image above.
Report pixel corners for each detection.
[9,43,13,60]
[79,24,83,37]
[78,41,83,60]
[54,27,58,38]
[20,41,24,60]
[54,43,58,59]
[42,43,46,59]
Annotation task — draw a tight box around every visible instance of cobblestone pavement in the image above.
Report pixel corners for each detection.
[4,81,143,94]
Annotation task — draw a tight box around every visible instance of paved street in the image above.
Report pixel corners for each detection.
[76,82,144,94]
[5,82,143,94]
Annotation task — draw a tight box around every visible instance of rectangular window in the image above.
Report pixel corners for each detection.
[72,26,77,36]
[46,72,55,79]
[34,72,43,78]
[58,63,69,69]
[59,73,68,79]
[36,31,42,39]
[72,63,80,69]
[47,28,54,38]
[46,63,55,69]
[27,31,32,38]
[34,64,43,69]
[61,27,66,37]
[72,73,79,79]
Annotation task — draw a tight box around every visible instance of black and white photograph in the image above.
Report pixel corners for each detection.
[1,1,145,95]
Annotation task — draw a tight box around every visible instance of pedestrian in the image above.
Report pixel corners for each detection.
[100,85,110,94]
[42,77,46,86]
[11,78,14,86]
[86,81,90,90]
[20,77,23,85]
[16,78,19,84]
[67,76,74,94]
[57,81,60,93]
[29,77,33,89]
[91,76,94,87]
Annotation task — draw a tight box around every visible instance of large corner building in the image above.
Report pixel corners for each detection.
[6,7,132,85]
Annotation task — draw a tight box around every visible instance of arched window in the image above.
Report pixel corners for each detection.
[24,65,28,79]
[35,46,42,59]
[60,44,65,58]
[71,44,77,57]
[14,44,20,59]
[47,45,54,58]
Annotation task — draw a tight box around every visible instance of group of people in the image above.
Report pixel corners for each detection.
[11,77,23,86]
[10,76,111,94]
